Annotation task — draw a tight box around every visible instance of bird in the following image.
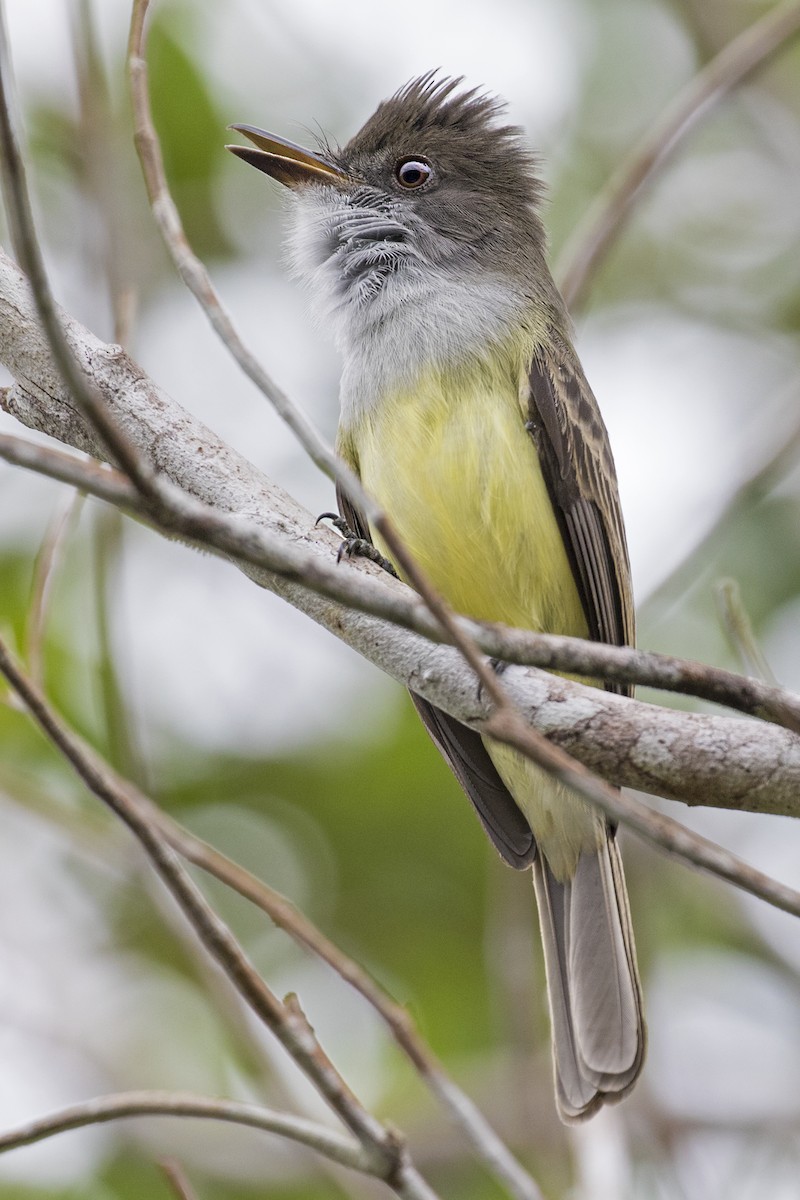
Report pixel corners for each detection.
[228,72,645,1122]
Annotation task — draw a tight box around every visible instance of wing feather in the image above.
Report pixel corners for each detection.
[527,345,634,691]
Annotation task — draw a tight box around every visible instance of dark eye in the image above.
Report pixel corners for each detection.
[395,157,432,189]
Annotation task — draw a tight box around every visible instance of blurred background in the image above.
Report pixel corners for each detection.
[1,0,800,1196]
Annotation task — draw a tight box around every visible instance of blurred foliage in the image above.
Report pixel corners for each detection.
[1,0,800,1198]
[146,8,235,259]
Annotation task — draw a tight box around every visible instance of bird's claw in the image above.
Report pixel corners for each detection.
[317,513,398,577]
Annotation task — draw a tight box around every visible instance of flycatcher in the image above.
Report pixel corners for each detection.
[228,73,645,1122]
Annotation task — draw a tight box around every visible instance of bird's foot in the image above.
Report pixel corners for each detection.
[489,657,510,676]
[477,656,510,703]
[316,513,399,577]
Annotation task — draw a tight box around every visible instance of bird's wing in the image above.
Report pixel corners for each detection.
[526,340,634,690]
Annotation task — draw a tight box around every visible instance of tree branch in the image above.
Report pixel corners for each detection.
[0,430,138,505]
[5,413,798,743]
[715,577,776,685]
[25,492,84,684]
[150,811,543,1200]
[3,1,800,925]
[0,637,442,1200]
[1,255,799,826]
[126,0,533,786]
[128,0,408,582]
[0,6,160,496]
[0,1090,377,1174]
[556,0,800,308]
[159,1161,199,1200]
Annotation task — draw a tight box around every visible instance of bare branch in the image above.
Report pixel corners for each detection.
[644,401,800,622]
[159,1160,200,1200]
[70,0,139,353]
[91,507,147,783]
[556,1,800,308]
[127,0,377,531]
[0,7,159,496]
[25,493,84,683]
[5,404,798,742]
[2,251,800,828]
[715,577,776,685]
[122,810,540,1200]
[485,702,800,918]
[127,0,493,695]
[0,432,138,505]
[0,638,445,1199]
[0,1090,373,1174]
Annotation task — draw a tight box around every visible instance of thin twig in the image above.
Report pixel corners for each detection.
[127,0,486,671]
[70,0,139,353]
[556,0,800,308]
[485,702,800,918]
[0,433,138,506]
[715,577,776,684]
[2,424,800,833]
[643,403,800,621]
[0,6,159,496]
[158,817,455,1068]
[0,1090,371,1173]
[6,0,800,1037]
[0,744,540,1200]
[127,0,366,513]
[0,637,443,1198]
[4,425,799,740]
[379,519,800,916]
[92,506,146,784]
[25,492,84,684]
[159,1160,199,1200]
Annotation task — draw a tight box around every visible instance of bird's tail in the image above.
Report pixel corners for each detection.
[532,830,645,1122]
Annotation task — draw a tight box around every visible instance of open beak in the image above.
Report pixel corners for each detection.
[226,125,350,189]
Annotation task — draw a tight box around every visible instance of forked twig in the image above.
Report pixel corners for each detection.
[0,637,438,1200]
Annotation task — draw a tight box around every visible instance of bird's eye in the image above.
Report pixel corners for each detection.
[395,157,432,189]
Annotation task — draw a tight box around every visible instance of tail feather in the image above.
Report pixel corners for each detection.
[532,831,645,1122]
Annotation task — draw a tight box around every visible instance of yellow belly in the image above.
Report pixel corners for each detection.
[346,360,588,640]
[340,358,603,878]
